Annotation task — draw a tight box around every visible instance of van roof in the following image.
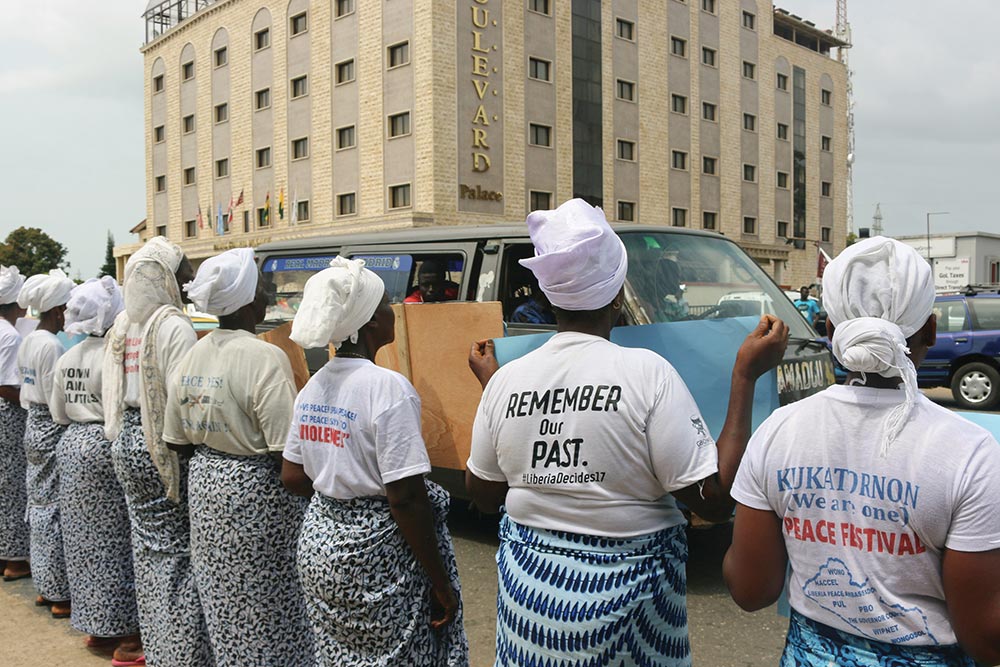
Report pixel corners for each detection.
[256,222,725,254]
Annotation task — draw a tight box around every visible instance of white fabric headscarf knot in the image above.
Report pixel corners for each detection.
[185,248,258,317]
[16,269,75,313]
[822,236,935,456]
[123,236,185,325]
[519,198,628,311]
[291,257,385,350]
[0,265,25,305]
[65,277,124,337]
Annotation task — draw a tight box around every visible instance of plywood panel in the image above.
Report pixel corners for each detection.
[257,322,311,391]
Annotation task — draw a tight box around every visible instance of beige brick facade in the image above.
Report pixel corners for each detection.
[123,0,848,290]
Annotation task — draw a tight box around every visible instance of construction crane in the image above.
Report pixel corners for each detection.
[836,0,855,236]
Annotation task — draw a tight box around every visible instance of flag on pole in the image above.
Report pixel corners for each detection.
[817,245,833,278]
[264,191,271,225]
[196,204,204,230]
[290,188,299,225]
[216,203,224,235]
[235,189,244,207]
[278,187,285,220]
[225,194,235,231]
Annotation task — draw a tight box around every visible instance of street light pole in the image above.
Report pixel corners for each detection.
[925,211,949,263]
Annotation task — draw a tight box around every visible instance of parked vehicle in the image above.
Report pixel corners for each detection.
[922,292,1000,410]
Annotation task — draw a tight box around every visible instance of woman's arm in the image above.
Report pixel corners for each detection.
[280,460,314,498]
[385,475,458,629]
[465,469,509,514]
[723,503,788,611]
[943,548,1000,665]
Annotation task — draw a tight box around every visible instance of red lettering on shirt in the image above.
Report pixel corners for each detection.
[784,518,926,556]
[298,424,350,448]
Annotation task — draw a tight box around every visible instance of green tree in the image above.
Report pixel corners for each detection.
[99,231,117,278]
[0,227,69,276]
[846,232,858,247]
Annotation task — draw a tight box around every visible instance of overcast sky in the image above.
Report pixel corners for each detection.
[1,1,997,277]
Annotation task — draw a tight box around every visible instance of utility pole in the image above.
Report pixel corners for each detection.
[836,0,855,237]
[872,203,883,237]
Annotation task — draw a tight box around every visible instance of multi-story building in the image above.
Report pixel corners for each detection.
[119,0,848,289]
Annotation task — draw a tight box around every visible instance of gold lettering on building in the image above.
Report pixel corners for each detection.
[472,80,490,99]
[472,128,490,148]
[472,105,489,125]
[471,6,489,28]
[472,153,491,172]
[471,54,490,76]
[472,31,489,53]
[459,0,501,210]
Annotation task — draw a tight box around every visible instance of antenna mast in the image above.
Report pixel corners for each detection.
[836,0,855,236]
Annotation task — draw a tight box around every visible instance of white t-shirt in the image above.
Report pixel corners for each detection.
[0,319,22,388]
[732,384,1000,647]
[468,332,718,538]
[163,329,296,456]
[50,336,107,425]
[123,316,197,409]
[283,357,432,499]
[16,330,65,409]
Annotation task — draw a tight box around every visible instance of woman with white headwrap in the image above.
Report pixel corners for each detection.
[466,199,788,667]
[102,237,214,667]
[0,265,31,582]
[280,257,469,666]
[162,248,314,666]
[49,277,142,659]
[725,237,1000,667]
[15,268,75,617]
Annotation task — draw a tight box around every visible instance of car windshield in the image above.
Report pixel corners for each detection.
[620,231,815,338]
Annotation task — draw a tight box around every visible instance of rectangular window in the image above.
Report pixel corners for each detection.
[703,211,717,230]
[821,227,832,243]
[255,88,271,110]
[777,122,789,140]
[617,201,635,222]
[743,113,756,131]
[243,211,250,233]
[254,28,270,50]
[743,164,756,182]
[292,136,309,160]
[529,123,552,147]
[182,61,194,81]
[990,259,1000,284]
[777,221,789,237]
[153,125,165,143]
[743,61,756,79]
[337,125,356,149]
[335,0,354,17]
[702,0,716,13]
[617,139,635,161]
[777,171,789,188]
[702,101,717,121]
[530,191,552,211]
[821,181,832,197]
[336,59,355,84]
[672,150,687,170]
[703,156,717,175]
[671,94,688,114]
[183,167,196,186]
[155,175,166,193]
[389,183,411,209]
[291,75,308,99]
[290,12,308,36]
[215,158,229,178]
[616,79,635,101]
[529,0,551,15]
[821,89,832,105]
[777,72,788,90]
[743,11,755,30]
[214,103,228,124]
[821,135,832,151]
[388,42,410,68]
[702,47,716,67]
[153,74,164,93]
[296,200,311,222]
[156,225,167,237]
[670,36,687,57]
[256,146,271,169]
[743,217,757,234]
[388,111,411,138]
[528,57,551,82]
[672,208,687,227]
[337,192,357,216]
[182,114,195,133]
[615,18,634,41]
[214,47,228,68]
[185,220,197,238]
[257,207,270,227]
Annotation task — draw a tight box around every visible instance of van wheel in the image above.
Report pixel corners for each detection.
[951,362,1000,410]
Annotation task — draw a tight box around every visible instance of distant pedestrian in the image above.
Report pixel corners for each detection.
[16,269,74,618]
[283,257,469,666]
[793,286,820,325]
[164,249,314,666]
[725,237,1000,666]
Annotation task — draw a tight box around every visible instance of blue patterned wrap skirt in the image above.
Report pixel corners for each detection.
[0,399,29,561]
[495,515,690,667]
[111,408,214,667]
[24,403,69,601]
[297,480,469,667]
[57,421,139,637]
[189,446,315,666]
[783,610,975,667]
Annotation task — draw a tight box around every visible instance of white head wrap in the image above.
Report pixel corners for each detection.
[185,248,258,317]
[519,199,628,311]
[123,236,185,325]
[290,257,385,350]
[0,265,25,305]
[16,269,75,313]
[64,277,125,337]
[822,236,935,456]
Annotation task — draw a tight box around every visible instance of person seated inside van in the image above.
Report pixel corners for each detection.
[404,260,459,303]
[510,277,556,325]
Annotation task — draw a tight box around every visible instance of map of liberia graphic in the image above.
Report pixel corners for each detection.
[801,558,939,646]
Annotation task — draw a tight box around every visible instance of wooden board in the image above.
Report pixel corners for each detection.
[257,322,311,391]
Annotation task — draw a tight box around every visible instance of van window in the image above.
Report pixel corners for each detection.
[260,254,337,322]
[500,244,556,325]
[933,299,969,333]
[348,253,465,304]
[969,298,1000,331]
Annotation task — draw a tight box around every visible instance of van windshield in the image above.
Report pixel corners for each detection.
[620,231,815,338]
